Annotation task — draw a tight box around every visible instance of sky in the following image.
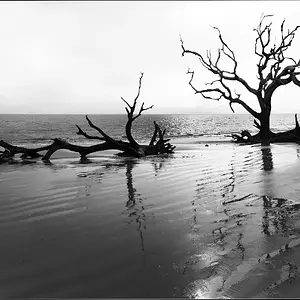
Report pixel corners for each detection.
[1,1,300,114]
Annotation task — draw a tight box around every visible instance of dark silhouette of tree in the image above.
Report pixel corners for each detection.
[123,161,147,259]
[181,14,300,145]
[0,73,175,163]
[261,147,274,171]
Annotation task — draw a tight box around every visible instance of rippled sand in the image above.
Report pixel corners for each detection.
[1,142,300,298]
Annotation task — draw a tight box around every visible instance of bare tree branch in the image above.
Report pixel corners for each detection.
[292,74,300,87]
[85,115,117,144]
[132,102,154,121]
[254,14,300,96]
[186,69,260,118]
[149,121,159,146]
[181,34,259,96]
[76,125,105,140]
[181,14,300,128]
[121,97,131,110]
[120,73,154,147]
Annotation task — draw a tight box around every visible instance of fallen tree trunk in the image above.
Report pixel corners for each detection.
[0,73,176,163]
[232,114,300,144]
[0,120,175,163]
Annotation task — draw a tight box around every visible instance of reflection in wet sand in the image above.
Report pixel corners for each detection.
[183,144,300,299]
[261,146,273,172]
[124,161,147,257]
[2,144,300,297]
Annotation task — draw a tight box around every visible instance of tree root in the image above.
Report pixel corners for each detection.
[232,114,300,144]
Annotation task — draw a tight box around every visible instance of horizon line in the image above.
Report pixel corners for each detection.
[0,112,299,115]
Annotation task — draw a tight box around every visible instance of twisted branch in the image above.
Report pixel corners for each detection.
[181,15,300,120]
[254,14,300,97]
[181,28,260,117]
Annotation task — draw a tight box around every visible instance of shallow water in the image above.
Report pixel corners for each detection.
[1,143,300,297]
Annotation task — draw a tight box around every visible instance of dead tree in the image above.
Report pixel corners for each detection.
[0,73,175,163]
[181,14,300,145]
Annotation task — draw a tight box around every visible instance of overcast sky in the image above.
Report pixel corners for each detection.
[1,1,300,114]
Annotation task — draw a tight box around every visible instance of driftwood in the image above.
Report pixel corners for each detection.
[232,114,300,144]
[0,73,175,163]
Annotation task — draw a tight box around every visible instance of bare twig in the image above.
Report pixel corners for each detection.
[76,124,105,140]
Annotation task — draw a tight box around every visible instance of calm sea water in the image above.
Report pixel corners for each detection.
[0,113,298,146]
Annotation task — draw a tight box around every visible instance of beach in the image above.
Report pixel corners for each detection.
[2,0,300,297]
[1,140,300,298]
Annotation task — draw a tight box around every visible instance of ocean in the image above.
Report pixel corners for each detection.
[0,113,298,147]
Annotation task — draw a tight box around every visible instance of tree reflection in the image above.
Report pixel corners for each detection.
[260,146,283,236]
[124,161,147,258]
[260,146,276,201]
[125,162,137,208]
[262,195,290,236]
[237,233,245,261]
[261,146,289,235]
[261,147,273,171]
[212,227,226,251]
[124,157,171,260]
[222,149,237,205]
[153,161,164,175]
[150,155,172,176]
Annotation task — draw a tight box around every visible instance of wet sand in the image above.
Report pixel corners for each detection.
[1,141,300,298]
